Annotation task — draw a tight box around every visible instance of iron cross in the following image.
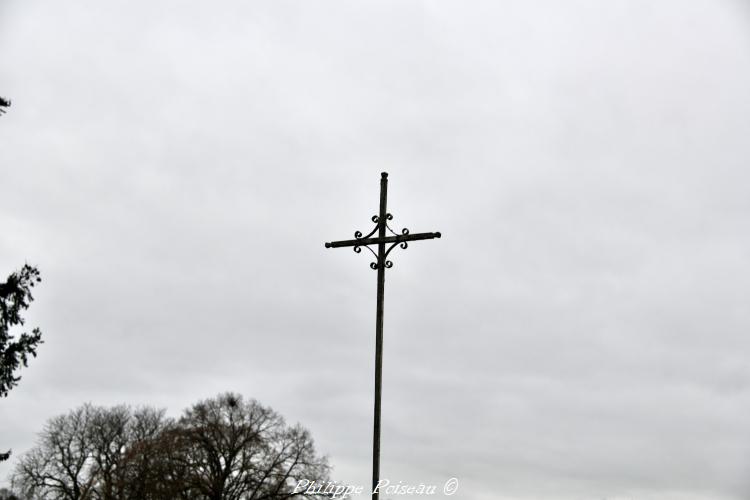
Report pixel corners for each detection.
[324,172,441,500]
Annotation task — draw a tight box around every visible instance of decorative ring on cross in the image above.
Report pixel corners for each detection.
[354,214,381,240]
[384,213,409,238]
[379,239,409,268]
[354,244,379,269]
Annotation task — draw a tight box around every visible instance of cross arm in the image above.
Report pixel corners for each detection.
[325,231,441,249]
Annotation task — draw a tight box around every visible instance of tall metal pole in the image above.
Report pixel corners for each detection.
[372,172,388,500]
[324,172,440,500]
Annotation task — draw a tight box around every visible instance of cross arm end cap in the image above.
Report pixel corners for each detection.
[435,232,442,238]
[324,242,332,248]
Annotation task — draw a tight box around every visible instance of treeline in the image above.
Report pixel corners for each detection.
[7,392,333,500]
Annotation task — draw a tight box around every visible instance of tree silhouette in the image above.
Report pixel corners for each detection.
[169,393,333,500]
[13,394,336,500]
[15,404,97,499]
[0,264,43,461]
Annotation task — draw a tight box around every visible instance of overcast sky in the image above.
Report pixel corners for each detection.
[2,1,750,499]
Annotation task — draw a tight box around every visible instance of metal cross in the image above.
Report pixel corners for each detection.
[324,172,441,500]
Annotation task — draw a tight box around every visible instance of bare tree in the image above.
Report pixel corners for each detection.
[13,405,172,500]
[157,392,332,500]
[87,404,130,500]
[14,404,97,500]
[113,407,176,500]
[87,405,170,500]
[13,395,335,500]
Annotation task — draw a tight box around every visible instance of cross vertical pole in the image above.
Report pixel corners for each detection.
[372,172,388,500]
[324,172,441,500]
